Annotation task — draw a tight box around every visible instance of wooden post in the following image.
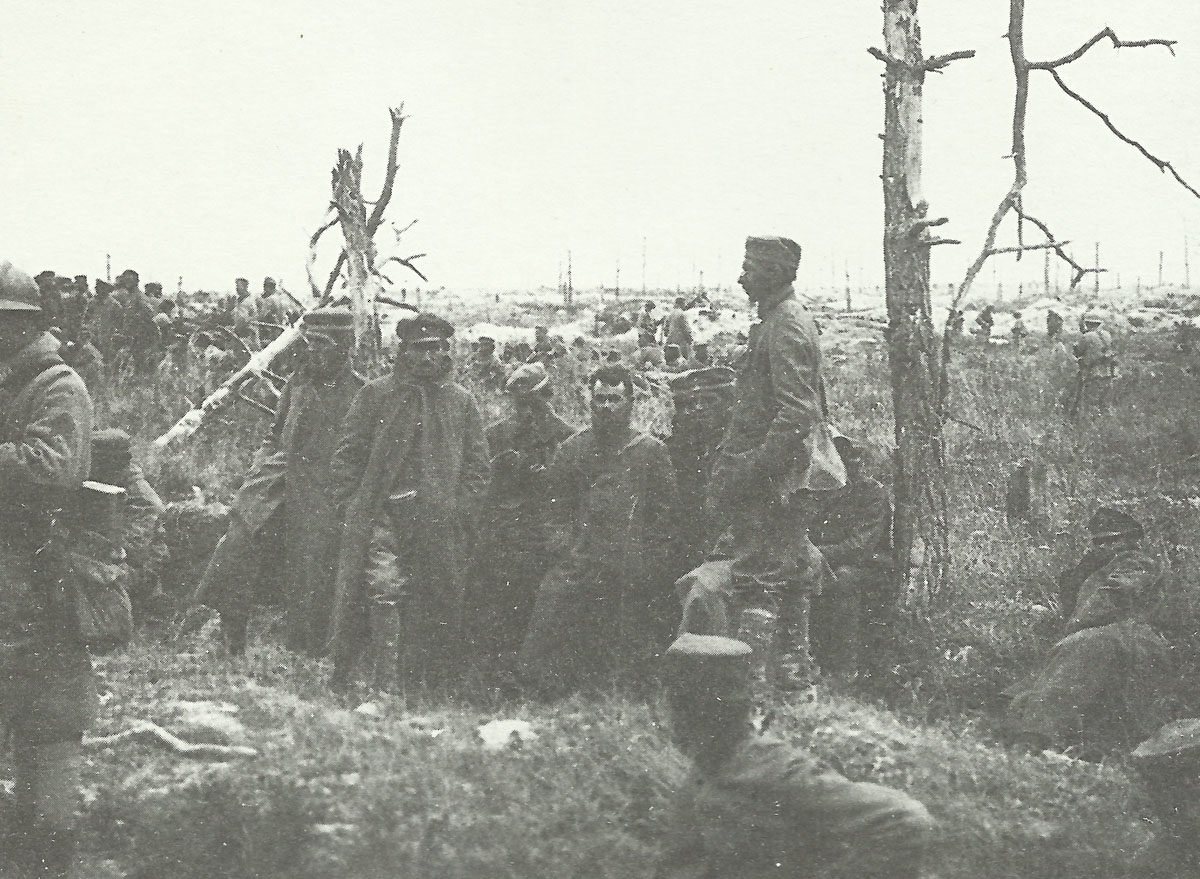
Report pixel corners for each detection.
[1160,250,1165,287]
[844,260,852,312]
[1094,242,1100,294]
[1185,233,1191,288]
[879,0,951,599]
[1043,247,1050,294]
[567,250,573,305]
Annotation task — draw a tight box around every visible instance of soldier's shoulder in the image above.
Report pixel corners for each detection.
[717,736,824,789]
[768,298,820,338]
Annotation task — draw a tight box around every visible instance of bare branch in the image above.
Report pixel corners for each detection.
[924,49,976,72]
[868,46,905,68]
[1047,69,1200,200]
[924,237,961,247]
[367,105,408,236]
[985,241,1070,256]
[1030,26,1176,70]
[307,209,340,300]
[378,253,429,283]
[869,46,975,75]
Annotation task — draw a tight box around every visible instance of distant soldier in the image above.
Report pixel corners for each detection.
[231,277,260,348]
[809,435,895,679]
[518,365,680,695]
[468,362,575,667]
[636,300,659,347]
[0,261,95,877]
[144,281,163,300]
[113,269,156,372]
[1069,311,1114,415]
[1046,308,1064,341]
[61,275,89,343]
[1010,311,1028,351]
[193,308,364,654]
[974,304,995,341]
[665,296,694,360]
[1000,508,1171,753]
[34,270,62,329]
[947,308,965,336]
[667,367,736,569]
[676,236,838,690]
[662,343,688,372]
[152,299,177,353]
[328,313,490,689]
[258,277,288,343]
[84,279,123,362]
[468,336,506,390]
[657,634,936,879]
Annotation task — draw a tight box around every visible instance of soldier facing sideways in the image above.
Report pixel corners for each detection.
[192,308,363,655]
[665,296,694,360]
[328,313,490,690]
[0,261,96,878]
[656,634,936,879]
[1069,311,1114,415]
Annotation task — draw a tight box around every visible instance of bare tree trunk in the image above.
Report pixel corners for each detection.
[879,0,955,602]
[331,146,377,361]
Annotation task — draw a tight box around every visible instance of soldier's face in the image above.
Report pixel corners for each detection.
[738,257,779,300]
[398,339,450,380]
[304,332,349,375]
[591,380,632,428]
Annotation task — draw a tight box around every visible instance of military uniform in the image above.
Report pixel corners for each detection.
[665,305,694,360]
[1070,319,1114,413]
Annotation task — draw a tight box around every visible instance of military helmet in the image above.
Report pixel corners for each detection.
[0,261,43,312]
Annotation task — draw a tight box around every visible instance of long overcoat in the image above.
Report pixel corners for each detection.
[327,371,490,678]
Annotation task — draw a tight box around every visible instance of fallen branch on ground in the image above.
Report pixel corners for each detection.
[84,721,258,760]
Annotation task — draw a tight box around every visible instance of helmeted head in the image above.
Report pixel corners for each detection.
[674,296,686,309]
[644,300,655,312]
[0,261,46,355]
[664,634,754,760]
[95,279,114,297]
[739,236,802,302]
[833,434,866,481]
[73,275,88,294]
[588,364,634,432]
[477,335,496,355]
[395,311,455,382]
[301,307,355,377]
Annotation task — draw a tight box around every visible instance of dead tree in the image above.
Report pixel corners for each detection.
[871,0,974,601]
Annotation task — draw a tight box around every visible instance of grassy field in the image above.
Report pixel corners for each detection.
[61,305,1200,877]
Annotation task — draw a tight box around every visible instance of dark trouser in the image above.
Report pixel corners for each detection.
[810,562,894,678]
[192,512,285,654]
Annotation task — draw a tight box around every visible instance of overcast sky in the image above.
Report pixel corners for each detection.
[2,1,1199,301]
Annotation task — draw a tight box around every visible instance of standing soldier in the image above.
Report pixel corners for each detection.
[665,296,694,360]
[677,236,836,690]
[61,276,89,343]
[468,362,575,668]
[84,279,122,363]
[1070,311,1114,415]
[656,634,935,879]
[231,277,260,349]
[974,304,995,342]
[258,277,288,343]
[328,313,490,690]
[467,336,507,390]
[1010,311,1028,352]
[0,261,95,877]
[113,269,156,372]
[34,270,62,330]
[192,309,363,654]
[518,365,680,696]
[636,300,660,347]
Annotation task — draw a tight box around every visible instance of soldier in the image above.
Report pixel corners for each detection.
[88,429,166,618]
[809,436,895,679]
[1010,311,1028,351]
[657,634,936,879]
[518,365,680,696]
[1000,508,1171,753]
[34,270,62,330]
[974,304,994,341]
[193,308,364,654]
[328,313,489,689]
[676,236,836,690]
[61,276,89,343]
[1069,311,1114,415]
[468,335,506,390]
[0,261,95,877]
[665,296,694,360]
[83,279,122,363]
[662,343,688,372]
[667,367,736,570]
[636,300,659,347]
[468,362,575,667]
[1046,308,1064,341]
[947,308,965,336]
[231,277,260,349]
[113,269,156,372]
[257,277,289,342]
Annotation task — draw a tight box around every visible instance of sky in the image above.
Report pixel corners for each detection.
[2,1,1199,302]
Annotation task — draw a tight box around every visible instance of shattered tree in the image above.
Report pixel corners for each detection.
[872,0,973,600]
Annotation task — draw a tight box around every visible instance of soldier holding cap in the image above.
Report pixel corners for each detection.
[1000,507,1171,752]
[657,633,936,879]
[0,260,95,876]
[467,361,575,667]
[193,308,363,654]
[328,312,490,689]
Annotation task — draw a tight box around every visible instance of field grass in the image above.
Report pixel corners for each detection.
[59,312,1200,877]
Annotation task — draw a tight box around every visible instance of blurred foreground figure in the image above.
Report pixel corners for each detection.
[809,435,895,679]
[1131,719,1200,878]
[1000,508,1171,753]
[0,261,95,878]
[1069,311,1115,415]
[192,309,362,654]
[467,362,574,668]
[656,634,935,879]
[677,236,839,690]
[329,313,489,690]
[518,365,679,696]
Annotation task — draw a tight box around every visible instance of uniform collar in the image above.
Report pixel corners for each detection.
[755,284,795,320]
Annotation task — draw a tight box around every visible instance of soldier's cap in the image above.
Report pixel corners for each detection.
[506,362,551,396]
[396,311,455,344]
[745,236,802,269]
[1132,718,1200,766]
[73,274,88,284]
[1082,311,1103,326]
[35,270,56,283]
[1088,506,1144,543]
[0,261,44,312]
[669,366,735,399]
[301,307,355,334]
[235,277,249,285]
[263,276,276,287]
[118,269,139,283]
[95,280,114,295]
[477,335,495,346]
[145,282,163,295]
[664,634,753,701]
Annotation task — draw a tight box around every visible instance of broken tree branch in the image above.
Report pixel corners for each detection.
[1047,69,1200,200]
[377,253,429,283]
[986,241,1070,255]
[924,49,977,72]
[85,721,258,760]
[1030,26,1176,70]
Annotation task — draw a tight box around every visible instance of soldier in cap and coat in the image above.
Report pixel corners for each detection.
[657,633,936,879]
[1000,507,1172,752]
[231,278,260,349]
[467,362,575,667]
[468,336,507,390]
[192,308,363,654]
[518,365,680,695]
[676,236,838,690]
[0,261,95,877]
[83,279,122,363]
[1069,312,1115,415]
[665,296,694,360]
[328,312,490,689]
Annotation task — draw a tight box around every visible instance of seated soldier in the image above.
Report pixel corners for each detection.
[658,634,936,879]
[89,428,167,617]
[999,508,1172,753]
[809,435,895,679]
